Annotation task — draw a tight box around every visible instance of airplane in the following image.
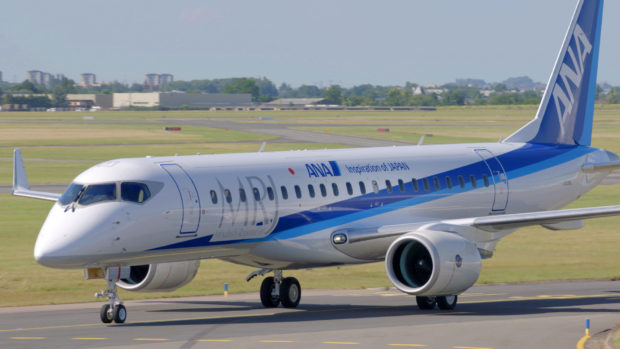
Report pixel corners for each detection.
[11,0,620,324]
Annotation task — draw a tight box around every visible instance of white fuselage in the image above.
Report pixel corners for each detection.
[33,141,612,270]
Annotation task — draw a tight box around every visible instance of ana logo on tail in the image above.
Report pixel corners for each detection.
[553,24,593,138]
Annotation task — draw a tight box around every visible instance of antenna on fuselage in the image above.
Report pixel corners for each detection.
[259,141,267,153]
[417,135,425,146]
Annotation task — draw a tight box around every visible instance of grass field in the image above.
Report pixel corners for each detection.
[1,107,620,307]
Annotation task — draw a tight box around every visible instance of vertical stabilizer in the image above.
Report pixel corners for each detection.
[505,0,604,146]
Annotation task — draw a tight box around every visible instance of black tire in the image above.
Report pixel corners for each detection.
[260,277,280,308]
[113,304,127,323]
[280,277,301,308]
[100,304,113,323]
[436,295,458,310]
[416,296,436,310]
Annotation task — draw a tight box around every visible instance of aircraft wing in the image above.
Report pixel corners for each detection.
[12,149,62,202]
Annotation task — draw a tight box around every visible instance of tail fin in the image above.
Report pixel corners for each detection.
[505,0,604,146]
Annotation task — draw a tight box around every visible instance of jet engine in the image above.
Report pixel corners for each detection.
[116,261,200,292]
[385,230,481,296]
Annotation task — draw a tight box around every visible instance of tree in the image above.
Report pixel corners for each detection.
[386,88,406,106]
[494,83,507,92]
[52,86,68,107]
[296,85,322,98]
[222,78,260,100]
[11,80,41,93]
[323,85,343,105]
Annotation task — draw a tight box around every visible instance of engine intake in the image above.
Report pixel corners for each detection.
[385,230,481,296]
[116,261,200,292]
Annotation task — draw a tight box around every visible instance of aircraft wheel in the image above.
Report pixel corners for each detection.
[280,277,301,308]
[436,296,458,310]
[260,277,280,308]
[113,304,127,323]
[416,296,437,310]
[100,304,113,323]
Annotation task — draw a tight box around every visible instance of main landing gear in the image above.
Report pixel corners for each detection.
[248,269,301,308]
[416,295,458,310]
[95,267,127,324]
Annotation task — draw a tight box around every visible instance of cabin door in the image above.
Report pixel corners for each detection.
[161,164,201,235]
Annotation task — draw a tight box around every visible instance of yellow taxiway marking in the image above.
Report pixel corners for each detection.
[577,334,591,349]
[324,341,359,345]
[389,344,427,347]
[11,336,46,339]
[259,340,297,343]
[197,339,233,342]
[134,338,169,341]
[72,337,107,340]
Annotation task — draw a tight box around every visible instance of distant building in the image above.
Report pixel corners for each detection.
[144,73,174,89]
[66,94,113,109]
[113,92,252,108]
[26,70,54,88]
[80,73,97,87]
[264,98,326,107]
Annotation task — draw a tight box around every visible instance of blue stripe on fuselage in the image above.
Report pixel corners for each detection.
[149,144,595,251]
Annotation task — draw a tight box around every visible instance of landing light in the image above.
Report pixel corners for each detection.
[332,233,347,244]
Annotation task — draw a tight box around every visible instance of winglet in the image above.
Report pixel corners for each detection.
[12,149,30,193]
[12,149,62,202]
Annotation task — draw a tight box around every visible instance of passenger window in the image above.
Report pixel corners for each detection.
[446,176,453,189]
[470,175,477,188]
[295,185,302,199]
[308,184,315,198]
[433,177,441,190]
[79,183,116,205]
[210,190,218,204]
[412,178,419,192]
[458,175,465,188]
[372,180,379,194]
[224,189,232,203]
[398,179,405,192]
[359,181,366,195]
[346,182,353,195]
[423,178,430,191]
[483,174,490,187]
[59,183,84,206]
[281,186,288,200]
[332,183,339,196]
[253,188,261,201]
[239,188,247,202]
[267,187,274,201]
[320,183,327,197]
[385,180,392,193]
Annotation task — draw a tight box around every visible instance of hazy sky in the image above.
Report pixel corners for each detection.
[1,0,618,87]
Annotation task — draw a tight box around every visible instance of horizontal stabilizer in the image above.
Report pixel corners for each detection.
[582,161,620,172]
[12,149,61,202]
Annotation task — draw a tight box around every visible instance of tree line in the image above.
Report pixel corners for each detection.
[2,76,620,108]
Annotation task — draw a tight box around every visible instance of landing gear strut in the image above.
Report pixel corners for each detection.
[95,267,127,324]
[252,270,301,308]
[416,295,458,311]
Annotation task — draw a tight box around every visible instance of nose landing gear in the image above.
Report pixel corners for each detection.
[95,267,127,324]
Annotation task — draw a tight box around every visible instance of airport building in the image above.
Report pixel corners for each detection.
[113,92,252,108]
[66,94,113,109]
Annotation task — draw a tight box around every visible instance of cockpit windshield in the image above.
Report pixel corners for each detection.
[59,183,84,206]
[121,182,151,203]
[78,183,117,206]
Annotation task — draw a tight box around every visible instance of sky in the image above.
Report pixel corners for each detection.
[1,0,619,87]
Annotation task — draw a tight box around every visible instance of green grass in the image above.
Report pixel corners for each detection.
[1,106,620,307]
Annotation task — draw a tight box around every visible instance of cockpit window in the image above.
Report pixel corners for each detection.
[121,182,151,203]
[79,183,117,206]
[59,183,84,206]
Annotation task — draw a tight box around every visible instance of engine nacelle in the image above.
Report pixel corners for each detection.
[116,261,200,292]
[385,230,481,296]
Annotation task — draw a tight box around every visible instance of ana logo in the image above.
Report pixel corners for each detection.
[455,254,463,268]
[552,24,593,137]
[305,161,342,178]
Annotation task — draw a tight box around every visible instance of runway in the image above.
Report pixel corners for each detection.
[1,280,619,349]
